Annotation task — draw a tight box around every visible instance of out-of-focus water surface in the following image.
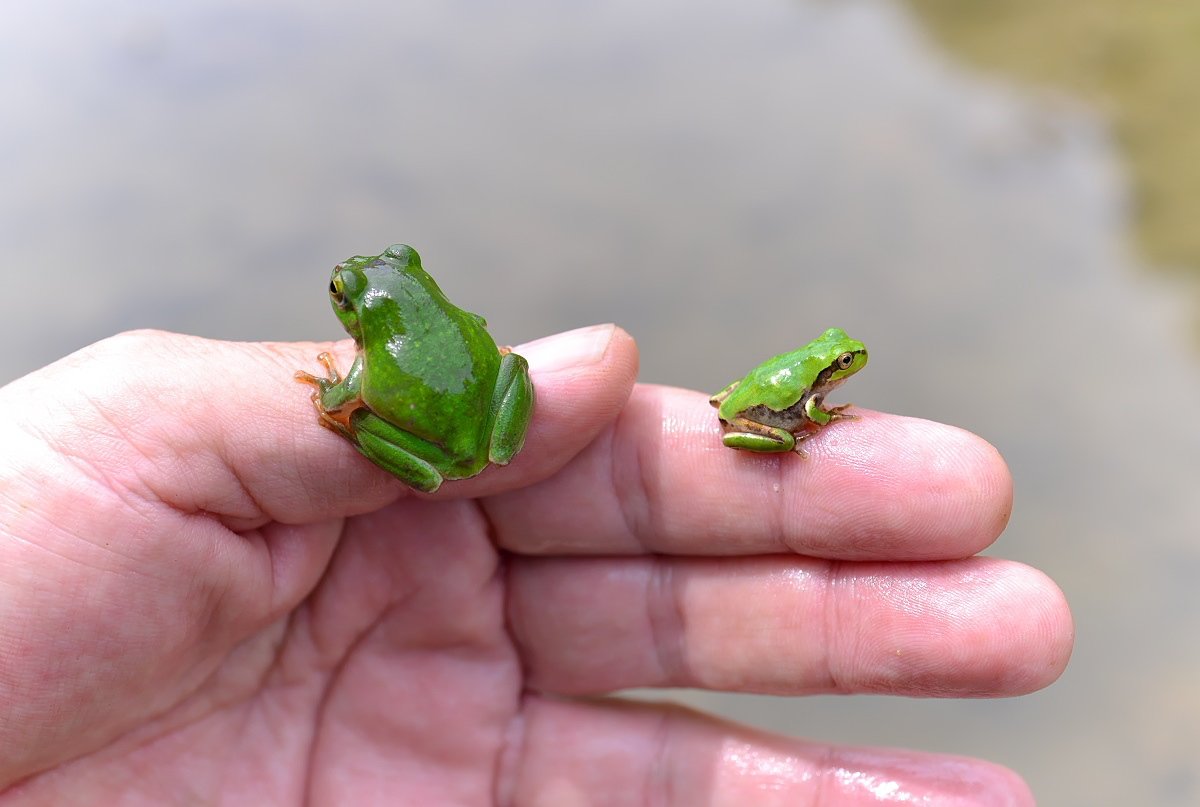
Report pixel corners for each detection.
[910,0,1200,272]
[3,1,1199,803]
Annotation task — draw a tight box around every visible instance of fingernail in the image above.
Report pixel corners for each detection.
[518,324,615,372]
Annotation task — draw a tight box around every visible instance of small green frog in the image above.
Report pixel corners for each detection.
[296,244,534,492]
[710,328,867,454]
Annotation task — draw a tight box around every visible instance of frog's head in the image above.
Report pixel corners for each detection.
[326,254,371,341]
[812,327,868,390]
[327,245,425,342]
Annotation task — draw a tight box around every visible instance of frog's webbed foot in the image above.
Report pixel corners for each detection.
[294,351,343,392]
[825,402,858,421]
[788,404,857,456]
[805,393,859,426]
[791,429,815,457]
[295,352,361,439]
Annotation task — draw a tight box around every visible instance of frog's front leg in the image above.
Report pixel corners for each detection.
[719,417,797,453]
[803,394,858,426]
[295,352,366,439]
[487,351,534,465]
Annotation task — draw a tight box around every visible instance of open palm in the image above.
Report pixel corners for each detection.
[0,327,1070,805]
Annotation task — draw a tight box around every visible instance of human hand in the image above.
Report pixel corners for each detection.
[0,326,1070,804]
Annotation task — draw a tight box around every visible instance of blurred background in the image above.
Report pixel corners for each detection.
[3,0,1199,803]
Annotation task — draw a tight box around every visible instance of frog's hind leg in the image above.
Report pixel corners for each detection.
[351,412,447,493]
[488,351,534,465]
[720,417,797,453]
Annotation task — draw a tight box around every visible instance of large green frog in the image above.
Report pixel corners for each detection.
[296,244,534,492]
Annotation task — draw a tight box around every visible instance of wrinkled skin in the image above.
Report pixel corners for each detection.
[0,327,1071,805]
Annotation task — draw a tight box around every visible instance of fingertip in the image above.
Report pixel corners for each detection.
[517,324,640,426]
[991,561,1075,693]
[901,415,1014,551]
[517,323,638,377]
[935,420,1013,544]
[825,744,1036,806]
[807,411,1016,559]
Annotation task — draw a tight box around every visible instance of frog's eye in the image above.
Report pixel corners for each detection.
[329,277,346,306]
[836,352,855,369]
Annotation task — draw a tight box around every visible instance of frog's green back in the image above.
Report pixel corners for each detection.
[718,328,865,416]
[357,251,500,463]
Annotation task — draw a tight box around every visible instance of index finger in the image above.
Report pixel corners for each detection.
[484,385,1012,560]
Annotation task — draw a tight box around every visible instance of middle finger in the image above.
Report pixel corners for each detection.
[506,554,1071,697]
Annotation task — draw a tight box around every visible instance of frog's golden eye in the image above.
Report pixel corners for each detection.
[837,352,855,369]
[329,277,346,306]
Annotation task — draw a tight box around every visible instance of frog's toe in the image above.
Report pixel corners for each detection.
[293,370,323,389]
[827,403,858,421]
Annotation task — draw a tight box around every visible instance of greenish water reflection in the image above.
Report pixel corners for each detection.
[908,0,1200,271]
